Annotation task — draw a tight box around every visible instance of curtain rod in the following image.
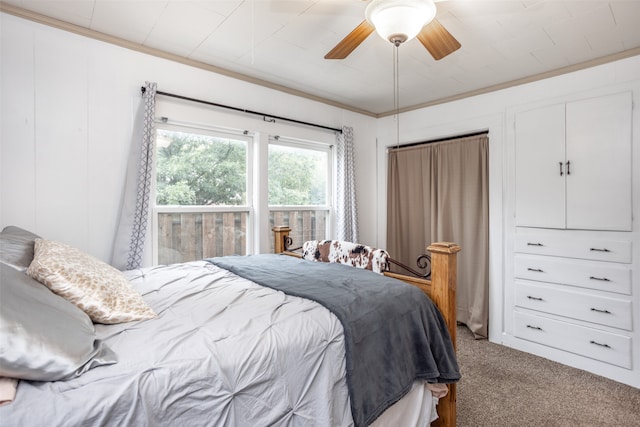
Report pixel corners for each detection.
[390,130,488,150]
[141,87,342,134]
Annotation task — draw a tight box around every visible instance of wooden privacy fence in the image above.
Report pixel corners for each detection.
[157,212,247,265]
[157,209,327,264]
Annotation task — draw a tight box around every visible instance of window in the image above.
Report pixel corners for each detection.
[268,138,331,251]
[154,126,252,264]
[152,115,334,264]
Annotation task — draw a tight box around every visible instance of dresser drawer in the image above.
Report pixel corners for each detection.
[514,255,632,295]
[514,311,632,369]
[515,281,632,330]
[515,233,631,263]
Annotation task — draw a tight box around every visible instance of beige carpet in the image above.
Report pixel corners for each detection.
[455,325,640,427]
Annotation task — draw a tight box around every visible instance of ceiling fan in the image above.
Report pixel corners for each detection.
[325,0,461,60]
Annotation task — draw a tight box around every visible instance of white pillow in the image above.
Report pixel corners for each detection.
[27,239,156,324]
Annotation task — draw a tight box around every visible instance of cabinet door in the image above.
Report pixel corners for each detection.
[566,92,632,231]
[515,104,566,228]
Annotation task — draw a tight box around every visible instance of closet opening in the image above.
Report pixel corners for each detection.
[387,131,489,338]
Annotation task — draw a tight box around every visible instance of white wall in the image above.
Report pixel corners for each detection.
[374,54,640,342]
[0,12,378,262]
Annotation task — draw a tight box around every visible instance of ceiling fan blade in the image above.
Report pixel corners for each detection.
[325,20,375,59]
[417,18,461,60]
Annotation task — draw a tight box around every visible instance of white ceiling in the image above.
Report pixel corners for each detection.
[2,0,640,116]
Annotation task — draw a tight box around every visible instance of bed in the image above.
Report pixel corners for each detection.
[0,225,460,427]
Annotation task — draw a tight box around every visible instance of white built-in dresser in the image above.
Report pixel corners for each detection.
[505,90,639,388]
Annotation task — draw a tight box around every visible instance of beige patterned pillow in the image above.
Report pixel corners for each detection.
[27,239,156,324]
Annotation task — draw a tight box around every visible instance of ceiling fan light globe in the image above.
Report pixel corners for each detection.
[365,0,436,44]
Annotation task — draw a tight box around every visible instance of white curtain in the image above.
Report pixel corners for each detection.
[111,81,157,270]
[335,126,358,242]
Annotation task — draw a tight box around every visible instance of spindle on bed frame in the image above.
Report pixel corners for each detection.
[272,226,459,427]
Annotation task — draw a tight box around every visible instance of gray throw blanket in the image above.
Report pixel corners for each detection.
[208,254,460,427]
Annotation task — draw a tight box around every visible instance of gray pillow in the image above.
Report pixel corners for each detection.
[0,226,40,272]
[0,263,118,381]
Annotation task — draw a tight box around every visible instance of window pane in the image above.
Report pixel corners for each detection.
[156,129,247,206]
[268,144,328,205]
[157,211,248,264]
[269,209,328,252]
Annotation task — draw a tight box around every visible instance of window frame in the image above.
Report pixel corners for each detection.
[149,104,337,263]
[266,136,334,251]
[152,123,255,265]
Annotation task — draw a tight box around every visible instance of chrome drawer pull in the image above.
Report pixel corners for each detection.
[590,308,612,314]
[527,268,544,272]
[589,276,610,282]
[590,248,611,252]
[527,242,544,246]
[527,296,543,301]
[590,340,611,349]
[526,325,543,331]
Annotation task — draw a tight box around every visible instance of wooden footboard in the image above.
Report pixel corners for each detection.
[272,226,459,427]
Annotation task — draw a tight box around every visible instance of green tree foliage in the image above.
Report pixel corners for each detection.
[268,144,327,205]
[156,129,328,207]
[156,130,246,206]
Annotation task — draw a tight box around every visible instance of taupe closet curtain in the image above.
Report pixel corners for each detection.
[387,134,489,338]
